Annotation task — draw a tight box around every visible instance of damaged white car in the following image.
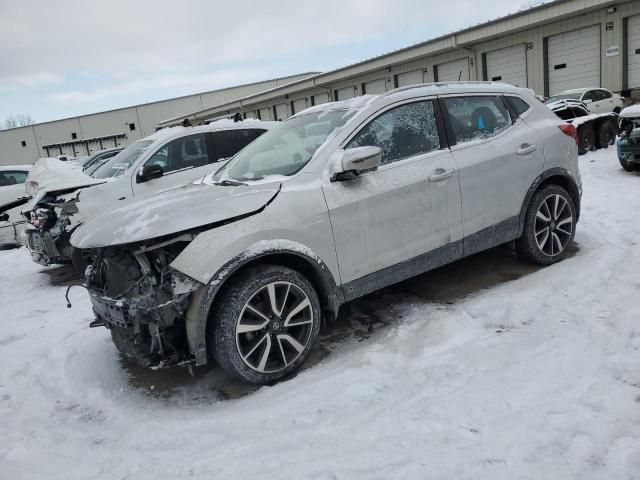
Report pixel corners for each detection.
[70,83,581,384]
[16,120,275,269]
[0,165,31,248]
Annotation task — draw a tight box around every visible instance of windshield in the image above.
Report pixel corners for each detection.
[213,109,356,182]
[91,141,153,179]
[545,93,582,104]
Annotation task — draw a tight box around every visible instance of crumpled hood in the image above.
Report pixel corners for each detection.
[70,181,281,248]
[25,158,107,198]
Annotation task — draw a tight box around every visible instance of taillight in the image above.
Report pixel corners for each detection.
[559,124,578,144]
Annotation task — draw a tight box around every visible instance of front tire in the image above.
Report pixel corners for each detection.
[516,185,576,265]
[596,120,616,148]
[211,265,321,384]
[577,125,595,155]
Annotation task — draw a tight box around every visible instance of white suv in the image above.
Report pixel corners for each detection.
[19,120,275,268]
[71,82,581,384]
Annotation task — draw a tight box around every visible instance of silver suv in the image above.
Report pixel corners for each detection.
[71,82,581,384]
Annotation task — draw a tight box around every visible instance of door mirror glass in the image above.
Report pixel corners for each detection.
[332,146,382,181]
[136,163,164,183]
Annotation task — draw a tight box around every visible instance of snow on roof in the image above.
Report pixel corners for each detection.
[620,104,640,118]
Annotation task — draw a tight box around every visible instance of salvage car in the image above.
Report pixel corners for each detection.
[79,147,124,175]
[546,98,618,154]
[545,88,625,114]
[70,83,581,384]
[19,120,275,269]
[0,165,31,248]
[617,104,640,172]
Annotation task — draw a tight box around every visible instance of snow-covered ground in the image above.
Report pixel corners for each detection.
[1,147,639,479]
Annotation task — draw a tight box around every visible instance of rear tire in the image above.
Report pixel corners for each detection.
[515,185,576,266]
[577,125,595,155]
[619,156,637,172]
[210,265,321,384]
[596,120,616,148]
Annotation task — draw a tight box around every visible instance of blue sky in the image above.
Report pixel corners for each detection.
[0,0,545,124]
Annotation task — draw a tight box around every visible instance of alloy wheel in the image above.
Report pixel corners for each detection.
[534,194,573,257]
[235,281,314,373]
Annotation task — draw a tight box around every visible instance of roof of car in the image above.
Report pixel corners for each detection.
[136,119,279,146]
[295,81,534,117]
[0,165,32,172]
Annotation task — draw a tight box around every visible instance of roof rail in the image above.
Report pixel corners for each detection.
[382,80,511,97]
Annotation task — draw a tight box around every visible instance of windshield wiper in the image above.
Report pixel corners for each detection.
[214,179,247,186]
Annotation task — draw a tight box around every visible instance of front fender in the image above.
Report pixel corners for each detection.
[184,240,341,366]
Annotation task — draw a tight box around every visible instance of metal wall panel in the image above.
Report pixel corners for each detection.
[362,78,387,94]
[486,44,528,86]
[628,14,640,89]
[547,25,601,95]
[436,58,470,82]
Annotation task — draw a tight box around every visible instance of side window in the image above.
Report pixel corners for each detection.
[211,129,263,161]
[582,90,598,102]
[0,171,28,186]
[346,101,441,165]
[443,96,511,144]
[146,134,209,174]
[596,90,611,101]
[506,96,531,117]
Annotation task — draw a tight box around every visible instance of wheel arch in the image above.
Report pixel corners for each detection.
[518,168,581,236]
[190,246,342,366]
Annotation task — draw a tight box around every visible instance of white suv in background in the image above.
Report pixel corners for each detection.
[545,87,625,114]
[70,82,582,384]
[19,120,276,268]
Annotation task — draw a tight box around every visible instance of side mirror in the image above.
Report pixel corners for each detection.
[332,146,382,182]
[136,164,164,183]
[582,98,593,104]
[0,213,8,222]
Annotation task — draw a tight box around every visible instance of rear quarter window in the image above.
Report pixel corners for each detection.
[506,96,532,117]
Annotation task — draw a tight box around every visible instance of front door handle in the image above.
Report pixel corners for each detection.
[428,168,455,182]
[517,143,538,155]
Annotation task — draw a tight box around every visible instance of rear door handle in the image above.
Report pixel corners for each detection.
[516,143,538,155]
[428,168,455,182]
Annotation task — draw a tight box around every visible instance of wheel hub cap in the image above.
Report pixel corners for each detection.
[534,194,573,257]
[235,281,314,374]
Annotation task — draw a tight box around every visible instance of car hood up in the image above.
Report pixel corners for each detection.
[25,157,107,199]
[70,181,281,249]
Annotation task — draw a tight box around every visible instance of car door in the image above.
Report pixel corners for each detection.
[441,94,544,252]
[582,90,604,113]
[209,129,265,162]
[132,133,216,198]
[322,99,463,286]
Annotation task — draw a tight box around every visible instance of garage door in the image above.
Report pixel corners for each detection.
[628,15,640,89]
[395,70,423,87]
[362,79,387,95]
[436,58,470,82]
[486,44,527,87]
[312,92,330,106]
[291,98,308,114]
[547,25,600,95]
[258,107,272,121]
[273,103,288,121]
[244,111,256,119]
[335,86,356,100]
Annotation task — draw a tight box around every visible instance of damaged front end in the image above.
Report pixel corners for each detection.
[23,192,80,265]
[618,115,640,167]
[85,235,203,368]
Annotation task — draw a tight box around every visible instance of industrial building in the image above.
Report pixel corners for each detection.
[161,0,640,127]
[0,73,316,166]
[3,0,640,166]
